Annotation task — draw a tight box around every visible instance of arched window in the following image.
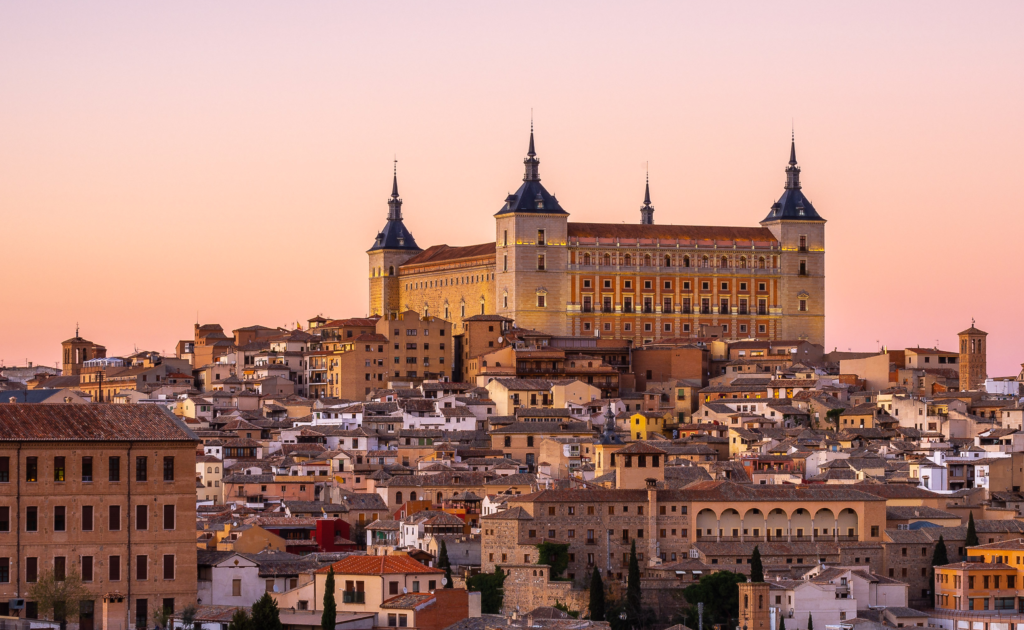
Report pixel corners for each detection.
[503,294,508,308]
[583,253,591,265]
[702,256,710,268]
[603,253,611,266]
[624,254,632,266]
[410,491,417,501]
[721,256,729,268]
[437,492,443,504]
[396,491,403,504]
[388,266,395,275]
[461,304,466,317]
[665,255,672,267]
[739,257,747,269]
[758,257,766,269]
[683,256,690,268]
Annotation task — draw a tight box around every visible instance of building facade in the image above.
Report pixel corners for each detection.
[368,129,826,346]
[0,404,199,629]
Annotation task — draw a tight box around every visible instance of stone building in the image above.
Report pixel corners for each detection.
[958,323,988,391]
[0,404,199,628]
[368,128,827,346]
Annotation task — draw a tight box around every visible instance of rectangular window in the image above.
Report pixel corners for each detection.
[0,507,8,532]
[54,506,66,532]
[109,505,121,531]
[163,457,175,481]
[537,295,545,308]
[82,556,93,582]
[0,457,8,482]
[54,456,66,482]
[26,506,37,532]
[26,457,37,482]
[81,456,93,482]
[136,456,148,482]
[82,505,93,531]
[537,229,546,245]
[54,557,66,581]
[163,555,175,580]
[537,255,545,271]
[136,600,148,630]
[163,505,175,530]
[109,457,121,482]
[109,555,121,581]
[232,579,242,596]
[1,558,13,582]
[26,557,37,583]
[136,555,148,580]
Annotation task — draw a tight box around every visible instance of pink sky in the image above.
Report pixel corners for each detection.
[2,2,1022,376]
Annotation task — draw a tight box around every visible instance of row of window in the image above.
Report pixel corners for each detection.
[575,253,779,269]
[404,275,490,291]
[0,456,175,484]
[582,279,768,293]
[581,320,769,336]
[0,504,176,532]
[0,554,177,583]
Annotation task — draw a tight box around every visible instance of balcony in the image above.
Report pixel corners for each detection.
[835,584,850,596]
[738,308,748,315]
[582,306,593,313]
[623,306,634,314]
[663,306,674,314]
[342,591,366,604]
[585,539,597,545]
[757,308,768,315]
[602,306,614,314]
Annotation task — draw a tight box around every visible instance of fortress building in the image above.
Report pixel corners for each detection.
[368,128,826,346]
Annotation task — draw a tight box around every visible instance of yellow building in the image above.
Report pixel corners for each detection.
[934,539,1024,613]
[368,128,826,346]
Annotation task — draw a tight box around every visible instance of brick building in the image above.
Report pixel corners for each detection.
[0,404,199,629]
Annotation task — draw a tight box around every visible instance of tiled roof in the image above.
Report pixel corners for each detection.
[568,223,778,243]
[0,404,199,442]
[315,555,443,575]
[380,593,436,609]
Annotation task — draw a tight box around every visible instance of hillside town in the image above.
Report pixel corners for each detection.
[2,312,1023,630]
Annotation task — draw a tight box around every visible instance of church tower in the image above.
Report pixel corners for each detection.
[761,135,826,345]
[494,125,569,334]
[368,163,422,317]
[958,322,988,391]
[738,582,773,630]
[640,172,654,224]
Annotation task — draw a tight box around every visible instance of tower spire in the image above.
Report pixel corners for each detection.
[523,116,540,182]
[391,157,399,198]
[785,131,801,190]
[387,160,403,221]
[640,164,654,225]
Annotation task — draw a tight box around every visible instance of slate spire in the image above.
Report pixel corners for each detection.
[369,160,421,251]
[785,132,801,190]
[640,167,654,225]
[523,120,540,182]
[388,158,403,220]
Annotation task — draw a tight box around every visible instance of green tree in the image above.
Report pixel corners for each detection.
[627,540,642,621]
[750,545,764,583]
[228,609,252,630]
[588,568,606,621]
[27,569,92,630]
[152,606,172,630]
[930,535,949,587]
[322,567,337,630]
[779,616,787,630]
[965,512,979,548]
[553,601,580,619]
[680,571,747,629]
[438,540,454,588]
[180,604,199,630]
[808,612,814,630]
[251,593,283,630]
[466,568,506,614]
[537,541,571,580]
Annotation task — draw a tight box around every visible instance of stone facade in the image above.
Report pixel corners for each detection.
[368,131,826,347]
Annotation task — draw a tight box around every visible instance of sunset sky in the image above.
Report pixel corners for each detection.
[2,2,1022,375]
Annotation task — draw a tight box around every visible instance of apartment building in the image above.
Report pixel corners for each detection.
[0,404,199,630]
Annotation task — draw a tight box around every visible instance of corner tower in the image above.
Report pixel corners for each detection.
[958,322,988,391]
[494,125,569,334]
[368,163,422,317]
[761,134,826,345]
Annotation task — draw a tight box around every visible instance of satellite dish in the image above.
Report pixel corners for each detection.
[497,337,503,343]
[441,577,448,586]
[402,587,408,594]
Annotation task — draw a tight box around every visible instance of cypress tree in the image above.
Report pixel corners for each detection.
[750,546,764,583]
[321,567,336,630]
[438,540,453,588]
[589,568,606,621]
[779,616,787,630]
[965,512,979,549]
[251,593,283,630]
[627,540,642,621]
[930,535,949,592]
[807,613,813,630]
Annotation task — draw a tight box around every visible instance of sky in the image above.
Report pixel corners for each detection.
[1,2,1022,376]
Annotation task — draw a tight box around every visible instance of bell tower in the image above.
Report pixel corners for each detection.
[368,161,422,316]
[958,322,988,391]
[738,582,773,630]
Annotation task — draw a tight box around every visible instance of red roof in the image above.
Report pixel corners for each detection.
[316,555,443,575]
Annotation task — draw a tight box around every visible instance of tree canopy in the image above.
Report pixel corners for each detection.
[966,512,979,548]
[680,571,747,629]
[251,592,283,630]
[466,567,506,614]
[589,568,606,621]
[27,569,92,630]
[322,567,337,630]
[750,546,764,583]
[537,541,571,580]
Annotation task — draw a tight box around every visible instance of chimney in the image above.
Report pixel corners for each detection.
[8,397,15,404]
